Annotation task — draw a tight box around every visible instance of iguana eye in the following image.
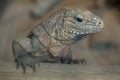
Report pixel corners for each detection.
[75,17,83,22]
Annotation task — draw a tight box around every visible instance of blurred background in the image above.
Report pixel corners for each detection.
[0,0,120,65]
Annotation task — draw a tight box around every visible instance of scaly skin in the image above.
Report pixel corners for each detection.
[12,7,104,74]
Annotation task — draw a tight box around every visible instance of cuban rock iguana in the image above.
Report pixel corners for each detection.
[12,7,104,74]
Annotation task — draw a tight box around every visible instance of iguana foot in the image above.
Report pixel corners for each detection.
[14,52,40,74]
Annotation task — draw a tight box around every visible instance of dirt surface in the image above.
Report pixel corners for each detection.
[0,0,120,65]
[0,61,120,80]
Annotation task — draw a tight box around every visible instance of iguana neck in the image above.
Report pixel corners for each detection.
[41,20,76,45]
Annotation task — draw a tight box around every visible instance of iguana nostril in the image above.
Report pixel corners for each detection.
[99,21,104,28]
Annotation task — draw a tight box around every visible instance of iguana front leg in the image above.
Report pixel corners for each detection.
[12,37,60,74]
[12,41,40,74]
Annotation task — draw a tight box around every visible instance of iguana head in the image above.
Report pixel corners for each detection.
[60,8,104,42]
[43,8,104,44]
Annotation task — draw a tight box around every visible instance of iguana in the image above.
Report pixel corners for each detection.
[12,7,104,74]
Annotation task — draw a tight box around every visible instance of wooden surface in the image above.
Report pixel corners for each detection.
[0,61,120,80]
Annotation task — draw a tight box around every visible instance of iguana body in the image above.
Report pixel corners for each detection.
[12,8,104,74]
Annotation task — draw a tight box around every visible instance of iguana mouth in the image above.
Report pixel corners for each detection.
[71,34,88,41]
